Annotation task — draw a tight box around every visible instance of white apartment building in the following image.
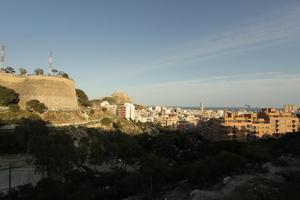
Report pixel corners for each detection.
[122,103,135,120]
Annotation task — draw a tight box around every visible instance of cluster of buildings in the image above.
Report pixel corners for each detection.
[134,104,300,138]
[98,100,136,120]
[223,106,299,137]
[94,99,300,138]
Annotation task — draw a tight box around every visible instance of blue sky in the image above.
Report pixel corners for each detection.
[1,0,300,107]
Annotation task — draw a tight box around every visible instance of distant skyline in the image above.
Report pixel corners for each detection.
[1,0,300,107]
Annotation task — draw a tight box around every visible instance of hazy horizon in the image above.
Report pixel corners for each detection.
[1,0,300,107]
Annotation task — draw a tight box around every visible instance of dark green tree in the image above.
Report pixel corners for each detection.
[26,99,48,113]
[34,68,44,75]
[58,71,69,78]
[139,153,171,192]
[0,85,19,106]
[31,133,77,176]
[15,118,49,160]
[76,88,90,106]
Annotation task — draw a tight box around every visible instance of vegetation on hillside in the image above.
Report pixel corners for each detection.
[0,110,41,125]
[0,85,19,106]
[18,67,27,75]
[26,99,48,113]
[76,88,90,106]
[0,118,300,199]
[34,68,44,75]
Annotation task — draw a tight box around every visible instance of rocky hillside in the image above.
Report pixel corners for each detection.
[101,92,132,105]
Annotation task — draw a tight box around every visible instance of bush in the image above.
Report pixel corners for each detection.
[113,121,123,130]
[32,133,77,176]
[26,99,48,113]
[101,117,113,126]
[0,85,19,105]
[8,104,19,112]
[177,162,210,186]
[58,71,69,78]
[76,88,90,106]
[206,151,246,178]
[62,73,69,78]
[19,67,27,75]
[34,68,44,75]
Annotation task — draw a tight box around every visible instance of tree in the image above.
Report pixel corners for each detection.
[205,151,246,178]
[31,133,77,176]
[139,153,171,192]
[19,67,27,75]
[0,85,19,106]
[89,134,120,164]
[58,71,69,78]
[62,73,69,78]
[16,118,49,159]
[34,68,44,75]
[76,88,90,106]
[101,117,113,126]
[26,99,48,113]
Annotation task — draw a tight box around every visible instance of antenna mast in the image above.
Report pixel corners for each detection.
[48,51,53,75]
[0,45,6,68]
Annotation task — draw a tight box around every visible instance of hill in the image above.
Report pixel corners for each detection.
[101,92,132,105]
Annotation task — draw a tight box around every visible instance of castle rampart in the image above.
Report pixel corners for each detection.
[0,73,78,111]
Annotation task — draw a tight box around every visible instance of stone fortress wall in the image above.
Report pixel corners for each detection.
[0,73,78,111]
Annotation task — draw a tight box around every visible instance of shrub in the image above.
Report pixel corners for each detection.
[206,151,246,178]
[26,100,48,113]
[34,68,44,75]
[19,67,27,75]
[8,104,19,112]
[113,121,122,130]
[58,71,69,78]
[76,88,90,106]
[0,85,19,105]
[101,117,113,126]
[62,73,69,78]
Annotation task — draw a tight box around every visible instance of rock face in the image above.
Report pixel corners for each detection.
[0,73,78,111]
[111,92,132,104]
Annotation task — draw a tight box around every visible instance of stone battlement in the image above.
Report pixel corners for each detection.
[0,73,78,111]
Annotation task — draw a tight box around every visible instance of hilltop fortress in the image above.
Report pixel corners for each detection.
[0,73,78,111]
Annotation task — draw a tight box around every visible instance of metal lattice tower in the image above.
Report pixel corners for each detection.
[0,45,5,68]
[48,51,53,74]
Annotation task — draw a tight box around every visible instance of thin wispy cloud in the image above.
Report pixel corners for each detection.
[128,72,300,107]
[130,3,300,72]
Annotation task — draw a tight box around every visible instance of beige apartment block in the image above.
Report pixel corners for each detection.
[283,104,298,113]
[222,108,299,137]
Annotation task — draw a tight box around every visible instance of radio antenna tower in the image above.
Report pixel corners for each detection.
[48,51,53,75]
[0,45,6,68]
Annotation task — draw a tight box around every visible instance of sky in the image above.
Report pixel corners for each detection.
[1,0,300,107]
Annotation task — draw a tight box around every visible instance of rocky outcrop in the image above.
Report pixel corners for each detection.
[101,92,132,105]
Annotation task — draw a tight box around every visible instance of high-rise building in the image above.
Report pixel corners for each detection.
[118,103,135,120]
